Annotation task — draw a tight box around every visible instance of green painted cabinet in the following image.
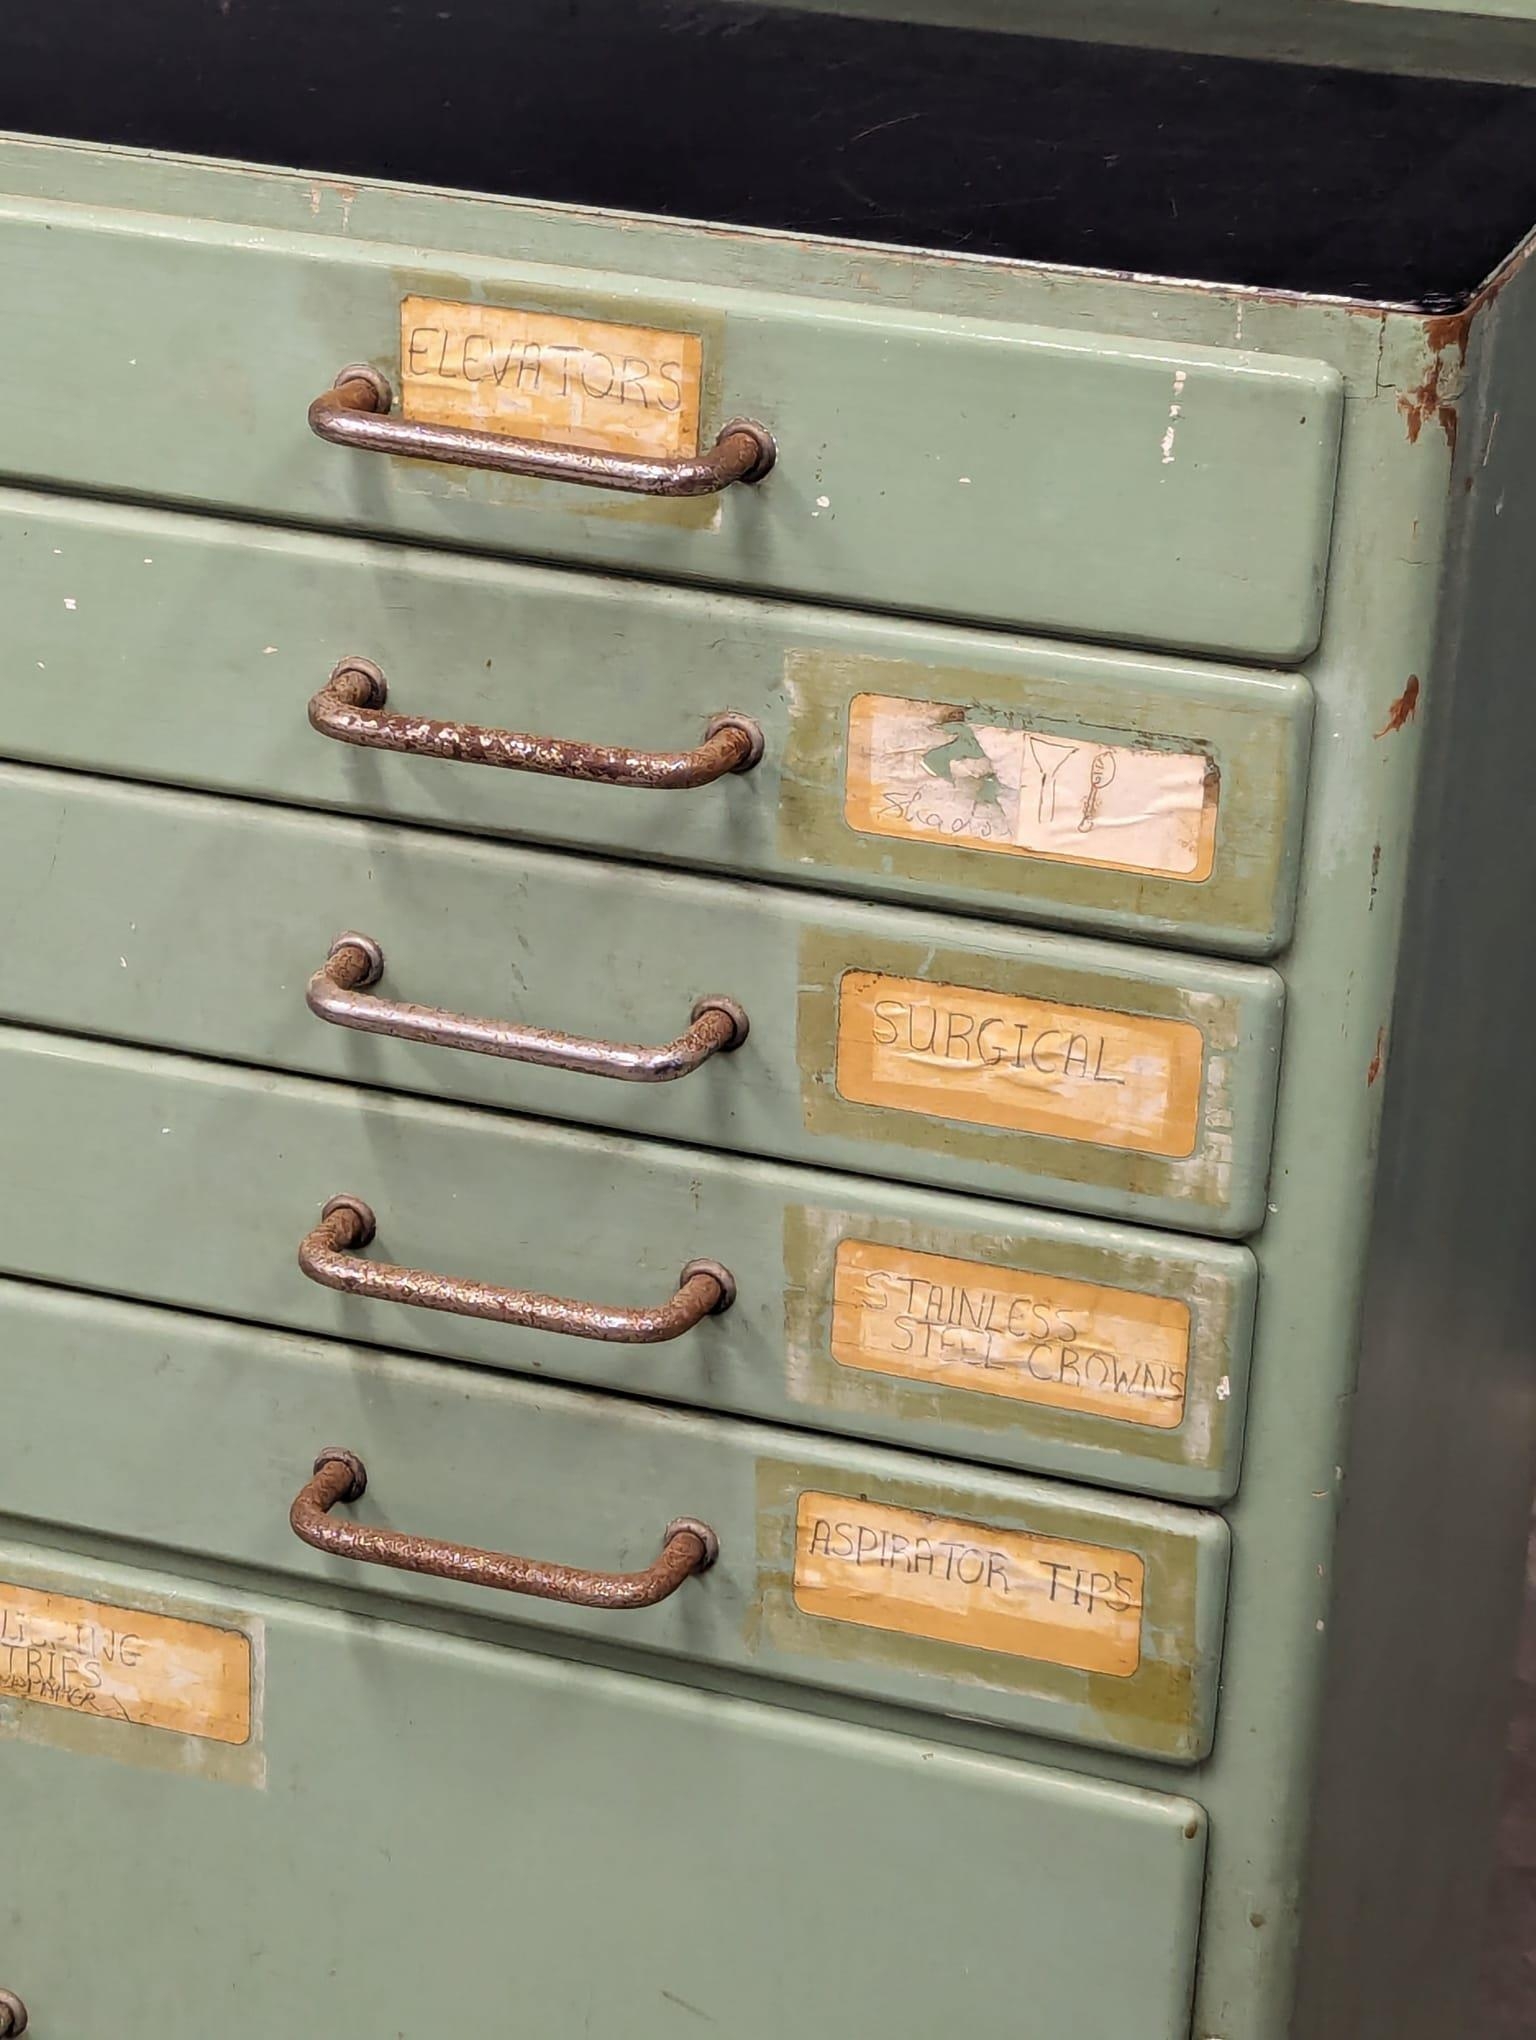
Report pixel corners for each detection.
[0,1026,1258,1503]
[0,489,1313,954]
[1,1536,1210,2040]
[1,11,1535,2040]
[0,765,1287,1234]
[0,1277,1230,1761]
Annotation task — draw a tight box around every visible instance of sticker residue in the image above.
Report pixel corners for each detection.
[844,693,1218,881]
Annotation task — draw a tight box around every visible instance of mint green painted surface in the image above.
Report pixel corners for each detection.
[0,136,1533,2040]
[0,1026,1254,1501]
[0,1535,1210,2039]
[0,192,1341,660]
[0,766,1285,1235]
[0,1280,1228,1760]
[0,488,1313,956]
[1288,220,1536,2040]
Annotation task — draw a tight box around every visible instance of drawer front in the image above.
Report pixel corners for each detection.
[0,196,1340,660]
[0,768,1285,1233]
[0,1029,1255,1502]
[3,1540,1208,2039]
[0,492,1313,955]
[1,1283,1230,1759]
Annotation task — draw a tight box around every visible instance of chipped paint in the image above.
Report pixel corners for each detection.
[1366,1027,1386,1087]
[1161,367,1188,464]
[1397,353,1460,458]
[1374,676,1420,738]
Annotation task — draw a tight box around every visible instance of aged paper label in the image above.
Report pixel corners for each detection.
[793,1493,1143,1675]
[399,296,704,459]
[844,693,1218,881]
[831,1239,1189,1427]
[0,1582,252,1744]
[835,971,1204,1157]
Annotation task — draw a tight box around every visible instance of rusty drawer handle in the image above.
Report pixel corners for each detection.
[299,1195,735,1343]
[310,658,764,788]
[309,365,775,496]
[0,1992,26,2036]
[292,1448,718,1608]
[308,933,749,1083]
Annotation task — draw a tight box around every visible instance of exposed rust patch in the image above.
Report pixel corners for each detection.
[1375,676,1420,738]
[1397,355,1458,459]
[1423,312,1472,365]
[1367,1027,1386,1088]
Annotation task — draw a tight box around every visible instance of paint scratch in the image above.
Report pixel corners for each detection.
[1160,369,1188,465]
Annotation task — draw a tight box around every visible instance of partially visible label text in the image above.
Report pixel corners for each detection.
[0,1582,252,1745]
[831,1239,1189,1426]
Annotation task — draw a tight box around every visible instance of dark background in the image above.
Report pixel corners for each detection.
[1,2,1535,303]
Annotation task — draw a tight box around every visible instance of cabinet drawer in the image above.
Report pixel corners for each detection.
[0,491,1313,956]
[0,768,1285,1233]
[0,194,1340,660]
[3,1539,1209,2039]
[0,1029,1255,1503]
[0,1282,1229,1759]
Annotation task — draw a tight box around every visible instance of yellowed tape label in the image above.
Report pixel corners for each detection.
[793,1493,1143,1675]
[831,1239,1189,1427]
[835,971,1204,1157]
[400,296,703,458]
[844,693,1218,880]
[0,1582,252,1745]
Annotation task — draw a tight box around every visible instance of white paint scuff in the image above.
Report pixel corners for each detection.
[1160,369,1188,466]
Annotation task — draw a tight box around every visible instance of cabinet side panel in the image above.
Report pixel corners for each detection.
[1294,261,1536,2038]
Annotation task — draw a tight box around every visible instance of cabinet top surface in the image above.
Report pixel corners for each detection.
[3,1,1535,308]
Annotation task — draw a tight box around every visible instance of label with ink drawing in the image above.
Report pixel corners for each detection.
[844,692,1219,881]
[792,1492,1144,1675]
[834,971,1205,1156]
[399,296,704,460]
[0,1581,252,1745]
[831,1239,1190,1427]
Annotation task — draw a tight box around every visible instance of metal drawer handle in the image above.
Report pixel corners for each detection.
[299,1195,735,1343]
[292,1449,718,1609]
[0,1991,27,2036]
[311,658,765,788]
[308,933,749,1083]
[309,365,775,497]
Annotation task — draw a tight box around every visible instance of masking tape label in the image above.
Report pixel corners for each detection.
[792,1492,1144,1675]
[835,971,1204,1156]
[844,693,1218,880]
[0,1581,252,1745]
[399,295,703,459]
[831,1239,1189,1427]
